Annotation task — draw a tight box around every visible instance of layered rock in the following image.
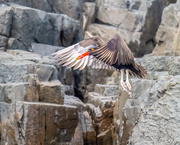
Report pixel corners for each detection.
[86,82,119,145]
[1,102,79,145]
[0,3,84,100]
[0,3,82,51]
[153,0,180,55]
[0,50,79,144]
[84,0,176,56]
[113,56,180,145]
[0,0,83,20]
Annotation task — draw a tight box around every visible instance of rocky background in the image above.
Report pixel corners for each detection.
[0,0,180,145]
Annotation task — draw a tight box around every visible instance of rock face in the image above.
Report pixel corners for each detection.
[0,3,84,101]
[113,56,180,145]
[0,50,79,144]
[84,0,177,56]
[0,3,82,51]
[86,82,119,145]
[153,0,180,55]
[1,102,78,145]
[0,0,83,20]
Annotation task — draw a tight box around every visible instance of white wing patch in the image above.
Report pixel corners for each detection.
[53,44,114,70]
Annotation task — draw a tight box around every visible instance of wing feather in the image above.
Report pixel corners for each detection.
[90,34,135,66]
[53,36,116,71]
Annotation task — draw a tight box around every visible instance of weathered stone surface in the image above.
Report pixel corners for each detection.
[0,3,82,51]
[81,111,96,145]
[0,101,79,145]
[83,2,96,30]
[88,92,117,109]
[86,24,152,56]
[0,4,13,36]
[83,66,114,93]
[85,0,176,56]
[0,0,83,20]
[0,50,65,103]
[31,43,64,56]
[129,76,180,145]
[153,1,180,55]
[39,81,64,104]
[0,83,39,103]
[86,81,117,145]
[94,84,119,96]
[64,95,86,110]
[48,0,83,21]
[113,56,180,145]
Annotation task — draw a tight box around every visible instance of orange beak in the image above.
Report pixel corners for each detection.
[76,52,90,60]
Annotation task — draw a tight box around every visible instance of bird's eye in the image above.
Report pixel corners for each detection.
[91,48,94,51]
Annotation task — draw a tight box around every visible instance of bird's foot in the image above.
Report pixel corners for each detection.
[126,80,132,90]
[120,80,127,91]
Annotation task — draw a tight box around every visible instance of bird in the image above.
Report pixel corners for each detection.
[53,34,147,90]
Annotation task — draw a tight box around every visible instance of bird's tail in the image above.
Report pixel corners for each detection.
[128,63,147,78]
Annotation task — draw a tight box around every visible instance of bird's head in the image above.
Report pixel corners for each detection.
[76,45,97,60]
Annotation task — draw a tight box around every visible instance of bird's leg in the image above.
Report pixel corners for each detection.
[125,70,132,90]
[120,69,126,90]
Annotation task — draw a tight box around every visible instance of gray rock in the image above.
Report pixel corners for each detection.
[0,3,82,51]
[31,43,64,56]
[88,92,117,109]
[113,55,180,144]
[153,1,180,56]
[129,76,180,145]
[0,0,83,20]
[64,95,86,110]
[84,66,114,93]
[48,0,83,21]
[0,4,13,36]
[83,2,96,30]
[86,0,176,56]
[39,81,64,104]
[94,84,119,96]
[80,111,96,144]
[0,50,65,103]
[0,101,79,145]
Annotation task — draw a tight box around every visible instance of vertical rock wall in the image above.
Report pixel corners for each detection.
[84,0,177,56]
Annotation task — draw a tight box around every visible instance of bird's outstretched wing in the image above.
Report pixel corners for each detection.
[90,34,134,66]
[90,34,147,78]
[53,36,114,70]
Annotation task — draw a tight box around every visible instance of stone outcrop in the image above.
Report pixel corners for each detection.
[1,102,78,145]
[83,2,96,30]
[0,3,84,101]
[0,3,82,51]
[86,81,119,144]
[0,0,83,20]
[153,0,180,55]
[113,56,180,145]
[84,0,177,56]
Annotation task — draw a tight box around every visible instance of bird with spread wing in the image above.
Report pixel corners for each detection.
[53,34,147,90]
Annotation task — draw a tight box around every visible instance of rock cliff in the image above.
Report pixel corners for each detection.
[84,0,177,57]
[0,0,180,145]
